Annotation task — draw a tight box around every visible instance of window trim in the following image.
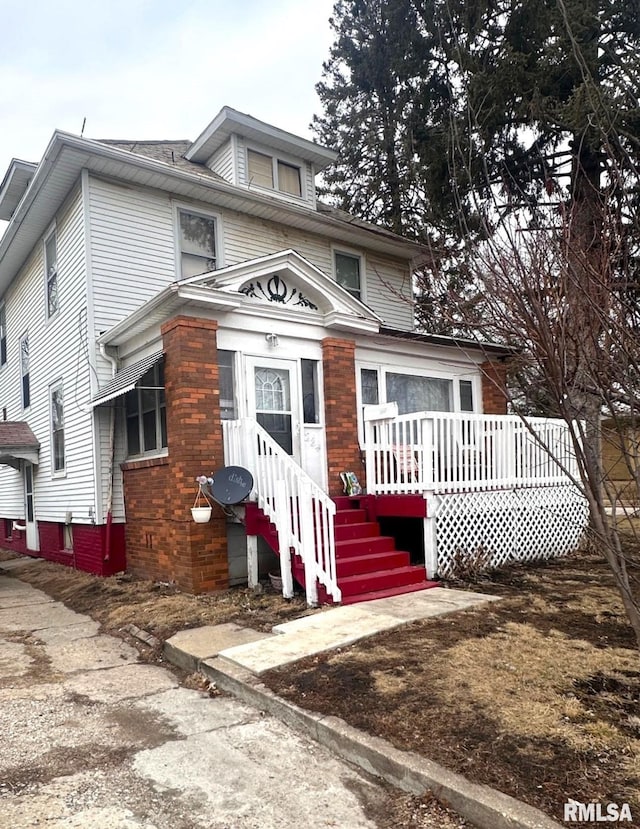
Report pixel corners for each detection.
[332,246,365,302]
[124,360,168,459]
[174,203,222,279]
[355,363,480,447]
[245,143,305,200]
[44,226,59,320]
[20,332,30,410]
[50,379,65,476]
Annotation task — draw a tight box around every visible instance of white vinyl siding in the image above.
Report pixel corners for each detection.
[88,176,176,332]
[0,185,97,523]
[220,210,413,329]
[207,141,234,182]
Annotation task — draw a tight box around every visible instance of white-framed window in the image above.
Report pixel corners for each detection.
[247,148,302,197]
[125,360,167,457]
[0,303,6,366]
[44,229,59,318]
[334,250,363,300]
[178,208,217,278]
[356,364,479,445]
[459,378,474,412]
[50,381,65,473]
[20,333,30,409]
[218,350,237,420]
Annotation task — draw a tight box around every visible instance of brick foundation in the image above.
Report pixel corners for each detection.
[322,337,363,496]
[480,360,508,415]
[122,316,228,594]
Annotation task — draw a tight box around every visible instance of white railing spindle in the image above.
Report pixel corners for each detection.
[223,418,339,604]
[362,409,579,496]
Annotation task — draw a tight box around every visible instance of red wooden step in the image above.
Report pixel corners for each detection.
[333,495,369,511]
[334,508,368,525]
[336,550,410,578]
[335,535,396,557]
[337,565,428,598]
[340,580,439,605]
[334,521,380,541]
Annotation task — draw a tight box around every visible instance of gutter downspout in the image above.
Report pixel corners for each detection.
[100,344,118,562]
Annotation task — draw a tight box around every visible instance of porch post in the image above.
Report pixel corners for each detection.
[246,534,259,588]
[423,492,439,578]
[322,337,362,496]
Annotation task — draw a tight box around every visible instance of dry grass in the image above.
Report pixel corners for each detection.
[263,548,640,823]
[0,554,317,640]
[3,544,639,823]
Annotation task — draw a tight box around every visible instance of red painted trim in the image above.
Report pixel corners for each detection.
[363,495,427,519]
[0,518,126,576]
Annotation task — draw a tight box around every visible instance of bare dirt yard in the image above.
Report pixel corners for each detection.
[2,542,639,826]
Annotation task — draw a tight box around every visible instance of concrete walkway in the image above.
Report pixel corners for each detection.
[0,557,562,829]
[165,586,500,675]
[164,586,563,829]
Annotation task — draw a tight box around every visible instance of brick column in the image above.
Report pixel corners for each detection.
[480,360,508,415]
[160,315,228,594]
[322,337,363,496]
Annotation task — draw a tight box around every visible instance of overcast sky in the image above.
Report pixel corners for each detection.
[0,0,336,178]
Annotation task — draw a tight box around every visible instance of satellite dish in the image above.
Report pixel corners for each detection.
[209,466,254,505]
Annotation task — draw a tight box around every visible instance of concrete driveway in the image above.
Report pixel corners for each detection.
[0,565,464,829]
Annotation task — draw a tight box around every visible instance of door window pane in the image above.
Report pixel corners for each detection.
[255,366,293,454]
[255,368,290,412]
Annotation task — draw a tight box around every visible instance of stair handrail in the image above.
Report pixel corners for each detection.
[222,417,340,604]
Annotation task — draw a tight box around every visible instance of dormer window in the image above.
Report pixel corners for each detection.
[247,149,302,197]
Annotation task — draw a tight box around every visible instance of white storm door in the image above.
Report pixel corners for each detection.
[24,462,39,551]
[247,357,301,462]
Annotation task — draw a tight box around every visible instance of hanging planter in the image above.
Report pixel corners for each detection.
[191,479,213,523]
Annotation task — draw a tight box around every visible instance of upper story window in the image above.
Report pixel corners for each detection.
[0,304,6,366]
[45,230,59,318]
[51,382,65,473]
[179,209,217,278]
[247,149,302,197]
[125,360,167,457]
[20,334,30,409]
[334,251,362,300]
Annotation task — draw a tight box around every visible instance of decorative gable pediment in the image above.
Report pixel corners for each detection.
[181,249,382,334]
[238,274,319,311]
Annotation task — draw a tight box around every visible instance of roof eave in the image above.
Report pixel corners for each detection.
[185,106,338,170]
[0,132,423,293]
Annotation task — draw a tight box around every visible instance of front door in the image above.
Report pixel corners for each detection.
[24,462,39,551]
[247,357,301,462]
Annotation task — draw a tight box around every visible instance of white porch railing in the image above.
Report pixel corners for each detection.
[364,409,579,495]
[222,417,340,604]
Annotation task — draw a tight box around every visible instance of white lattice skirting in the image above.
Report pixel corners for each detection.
[434,485,589,577]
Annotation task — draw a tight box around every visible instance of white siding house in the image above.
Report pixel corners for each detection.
[0,105,582,595]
